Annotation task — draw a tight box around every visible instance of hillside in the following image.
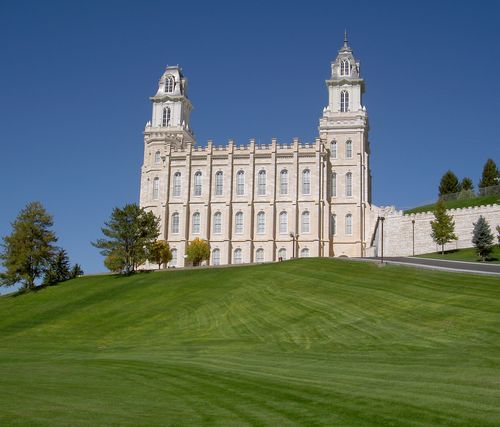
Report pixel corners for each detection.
[1,259,499,426]
[404,194,499,214]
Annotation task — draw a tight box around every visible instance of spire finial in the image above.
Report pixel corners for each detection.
[344,29,348,47]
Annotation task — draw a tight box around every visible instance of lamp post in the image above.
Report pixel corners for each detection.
[411,219,415,256]
[379,216,385,264]
[289,232,299,258]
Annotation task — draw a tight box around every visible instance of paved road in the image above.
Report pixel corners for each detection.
[371,257,500,276]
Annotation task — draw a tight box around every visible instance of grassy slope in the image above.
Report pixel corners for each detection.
[404,195,499,214]
[417,246,500,263]
[1,259,499,426]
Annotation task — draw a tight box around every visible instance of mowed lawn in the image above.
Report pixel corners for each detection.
[1,259,499,426]
[417,246,500,264]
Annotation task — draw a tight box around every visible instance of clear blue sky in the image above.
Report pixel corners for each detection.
[1,0,499,275]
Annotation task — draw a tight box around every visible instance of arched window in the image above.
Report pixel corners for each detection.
[331,140,337,158]
[152,177,160,200]
[280,169,288,195]
[302,169,311,195]
[345,172,353,197]
[234,248,242,264]
[213,212,222,234]
[257,211,265,234]
[235,212,244,234]
[170,248,177,267]
[171,212,180,234]
[192,212,200,234]
[331,172,337,197]
[346,214,353,235]
[279,211,288,234]
[173,172,181,197]
[258,170,266,195]
[236,170,245,195]
[215,171,223,196]
[165,75,174,93]
[331,214,337,236]
[301,211,310,233]
[340,59,350,76]
[194,171,202,196]
[340,90,349,112]
[212,248,220,266]
[345,140,352,158]
[278,248,287,260]
[162,107,171,126]
[300,248,310,258]
[154,151,161,164]
[256,248,264,263]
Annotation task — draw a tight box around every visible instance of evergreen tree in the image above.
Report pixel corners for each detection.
[0,202,58,291]
[42,248,71,286]
[472,216,495,261]
[186,238,210,266]
[92,204,160,274]
[439,170,460,196]
[70,263,84,278]
[430,200,458,254]
[478,159,499,188]
[461,177,474,191]
[147,240,172,269]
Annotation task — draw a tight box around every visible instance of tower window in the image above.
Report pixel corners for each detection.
[345,140,352,158]
[235,212,244,234]
[236,170,245,195]
[173,172,181,197]
[152,177,159,200]
[346,214,353,235]
[257,211,265,234]
[340,90,349,112]
[162,107,171,126]
[302,169,311,195]
[345,172,353,197]
[192,212,201,234]
[301,211,310,233]
[279,211,288,234]
[280,169,288,195]
[213,212,222,234]
[215,171,223,196]
[154,151,161,164]
[171,212,180,234]
[258,170,266,195]
[165,75,174,93]
[194,171,202,196]
[340,59,350,76]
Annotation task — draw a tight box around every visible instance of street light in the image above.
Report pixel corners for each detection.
[379,216,385,264]
[289,232,299,258]
[411,219,416,256]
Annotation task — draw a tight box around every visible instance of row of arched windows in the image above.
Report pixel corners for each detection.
[169,210,311,235]
[330,140,352,159]
[211,247,310,265]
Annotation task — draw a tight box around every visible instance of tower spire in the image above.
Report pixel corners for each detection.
[344,29,348,47]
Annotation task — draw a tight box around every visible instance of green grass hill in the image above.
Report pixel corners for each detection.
[1,259,499,426]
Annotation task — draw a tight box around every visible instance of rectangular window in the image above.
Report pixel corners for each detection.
[331,173,337,197]
[213,213,222,234]
[280,171,288,195]
[215,172,223,196]
[345,173,352,197]
[257,213,265,234]
[258,171,266,196]
[235,213,244,234]
[279,212,287,234]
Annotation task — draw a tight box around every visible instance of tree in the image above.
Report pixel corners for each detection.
[92,204,160,274]
[186,238,210,266]
[478,159,499,188]
[148,240,172,269]
[70,263,84,278]
[439,170,460,196]
[497,225,500,245]
[472,216,495,261]
[0,202,58,291]
[42,248,71,286]
[430,200,458,254]
[461,177,474,191]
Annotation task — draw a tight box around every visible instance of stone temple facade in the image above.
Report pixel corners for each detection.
[139,36,380,267]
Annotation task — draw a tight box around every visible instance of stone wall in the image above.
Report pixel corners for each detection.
[372,204,500,257]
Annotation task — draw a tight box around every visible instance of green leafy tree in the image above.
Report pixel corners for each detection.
[148,240,172,269]
[430,200,458,254]
[461,177,474,191]
[70,263,84,278]
[186,238,210,266]
[439,170,460,196]
[478,158,499,188]
[472,216,495,261]
[42,248,71,286]
[92,204,160,274]
[0,202,58,291]
[497,225,500,245]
